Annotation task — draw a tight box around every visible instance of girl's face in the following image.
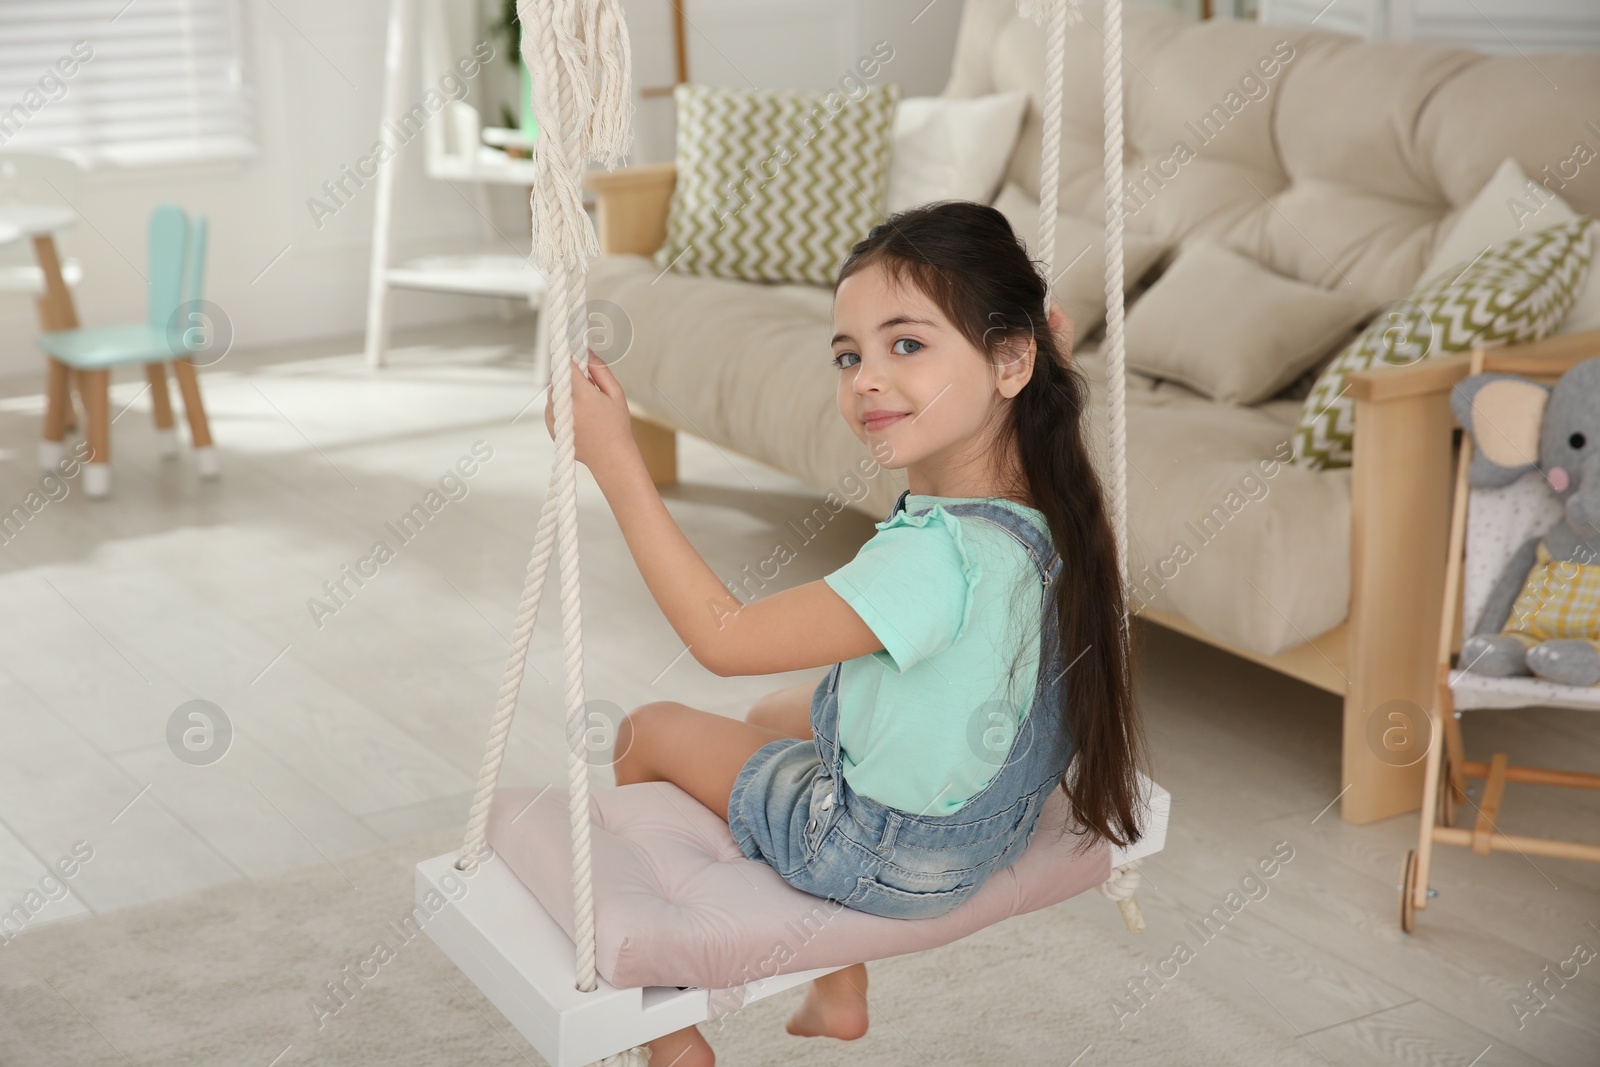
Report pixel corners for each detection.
[831,260,1032,485]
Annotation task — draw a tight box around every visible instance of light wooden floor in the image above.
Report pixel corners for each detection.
[0,318,1595,1066]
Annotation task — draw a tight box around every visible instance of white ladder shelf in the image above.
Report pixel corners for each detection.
[364,0,556,368]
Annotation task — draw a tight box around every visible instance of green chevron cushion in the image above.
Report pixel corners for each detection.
[1291,216,1596,471]
[653,81,902,285]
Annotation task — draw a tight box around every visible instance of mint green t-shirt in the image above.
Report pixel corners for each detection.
[821,494,1053,816]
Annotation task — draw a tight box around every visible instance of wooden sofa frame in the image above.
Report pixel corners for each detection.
[585,161,1600,824]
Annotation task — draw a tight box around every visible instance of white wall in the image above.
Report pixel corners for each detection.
[0,0,981,381]
[622,0,968,173]
[1259,0,1600,50]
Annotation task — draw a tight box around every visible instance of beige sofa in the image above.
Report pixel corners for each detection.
[579,0,1600,823]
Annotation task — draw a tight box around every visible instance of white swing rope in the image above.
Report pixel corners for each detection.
[1017,0,1144,934]
[454,0,633,1024]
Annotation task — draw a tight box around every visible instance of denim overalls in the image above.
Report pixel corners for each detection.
[727,489,1074,920]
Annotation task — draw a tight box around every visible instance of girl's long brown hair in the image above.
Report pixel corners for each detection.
[835,199,1147,851]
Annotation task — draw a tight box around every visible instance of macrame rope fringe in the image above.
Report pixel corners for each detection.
[1016,0,1086,27]
[582,0,636,165]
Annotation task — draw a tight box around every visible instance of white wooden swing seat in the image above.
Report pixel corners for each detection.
[419,776,1168,1067]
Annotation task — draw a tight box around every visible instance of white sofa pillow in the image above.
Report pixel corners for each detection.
[885,92,1030,214]
[992,181,1168,339]
[1423,156,1600,335]
[1125,241,1371,406]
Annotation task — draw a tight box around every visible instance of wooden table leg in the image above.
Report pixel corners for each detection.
[31,234,82,441]
[81,368,111,498]
[147,362,178,457]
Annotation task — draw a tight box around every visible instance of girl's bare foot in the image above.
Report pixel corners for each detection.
[645,1023,714,1066]
[786,962,869,1040]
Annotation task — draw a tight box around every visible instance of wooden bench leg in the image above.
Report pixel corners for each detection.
[81,368,111,498]
[631,413,677,487]
[147,362,178,457]
[1344,389,1456,823]
[171,357,219,478]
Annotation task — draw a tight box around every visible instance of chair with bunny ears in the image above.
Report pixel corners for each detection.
[35,202,218,499]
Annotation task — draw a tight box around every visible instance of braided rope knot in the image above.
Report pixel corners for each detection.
[1099,861,1141,901]
[1101,860,1146,933]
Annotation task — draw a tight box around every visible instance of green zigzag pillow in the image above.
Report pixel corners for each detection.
[653,81,901,285]
[1291,216,1596,471]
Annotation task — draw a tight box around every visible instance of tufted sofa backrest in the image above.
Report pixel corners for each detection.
[944,0,1600,310]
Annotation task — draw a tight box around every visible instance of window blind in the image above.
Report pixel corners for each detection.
[0,0,255,167]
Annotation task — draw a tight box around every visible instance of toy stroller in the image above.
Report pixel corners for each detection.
[1404,344,1600,932]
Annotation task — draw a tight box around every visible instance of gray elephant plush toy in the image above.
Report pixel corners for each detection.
[1453,358,1600,687]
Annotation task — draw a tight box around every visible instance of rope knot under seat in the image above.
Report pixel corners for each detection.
[1098,861,1140,901]
[1099,861,1146,933]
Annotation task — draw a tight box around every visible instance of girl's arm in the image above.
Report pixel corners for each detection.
[546,351,884,676]
[596,455,885,675]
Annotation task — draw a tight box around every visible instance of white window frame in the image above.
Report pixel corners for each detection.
[0,0,257,170]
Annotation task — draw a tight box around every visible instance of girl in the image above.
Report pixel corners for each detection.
[543,200,1146,1066]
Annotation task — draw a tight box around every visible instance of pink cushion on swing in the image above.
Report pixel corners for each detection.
[484,781,1115,992]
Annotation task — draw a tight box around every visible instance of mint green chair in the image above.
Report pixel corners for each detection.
[36,202,216,499]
